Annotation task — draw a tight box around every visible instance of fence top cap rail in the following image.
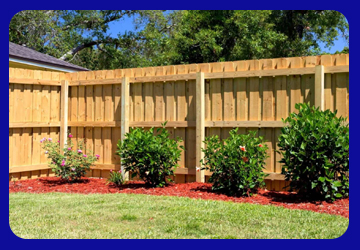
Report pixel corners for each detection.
[67,65,348,85]
[9,78,62,86]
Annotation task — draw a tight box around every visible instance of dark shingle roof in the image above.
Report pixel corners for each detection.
[9,42,88,71]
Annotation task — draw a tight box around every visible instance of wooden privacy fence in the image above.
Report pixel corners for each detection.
[9,54,349,191]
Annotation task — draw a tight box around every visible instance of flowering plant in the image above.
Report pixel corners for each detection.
[107,169,125,186]
[201,129,268,196]
[41,134,99,182]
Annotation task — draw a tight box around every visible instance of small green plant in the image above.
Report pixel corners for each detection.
[117,122,184,187]
[107,169,125,186]
[41,134,99,182]
[201,129,269,196]
[278,103,349,201]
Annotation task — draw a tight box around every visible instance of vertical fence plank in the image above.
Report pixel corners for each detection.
[196,72,205,182]
[315,65,325,110]
[210,63,223,140]
[121,77,130,180]
[249,61,261,121]
[334,54,348,119]
[321,55,334,112]
[112,76,122,166]
[60,80,69,152]
[186,65,198,182]
[174,65,187,171]
[234,61,249,123]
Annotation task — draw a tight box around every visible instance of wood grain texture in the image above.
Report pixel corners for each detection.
[8,54,349,180]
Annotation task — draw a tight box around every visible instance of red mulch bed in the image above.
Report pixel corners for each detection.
[9,177,349,218]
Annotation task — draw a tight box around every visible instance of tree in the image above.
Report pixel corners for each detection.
[269,10,349,57]
[9,10,141,69]
[171,10,349,64]
[9,10,349,70]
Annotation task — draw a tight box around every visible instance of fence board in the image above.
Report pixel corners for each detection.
[9,54,349,186]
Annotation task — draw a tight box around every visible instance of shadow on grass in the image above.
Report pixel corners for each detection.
[189,184,261,198]
[189,184,327,205]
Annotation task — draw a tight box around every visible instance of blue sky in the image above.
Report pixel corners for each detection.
[107,15,348,54]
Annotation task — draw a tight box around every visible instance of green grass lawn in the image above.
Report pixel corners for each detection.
[9,192,348,239]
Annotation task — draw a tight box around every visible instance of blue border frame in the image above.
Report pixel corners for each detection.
[2,3,357,246]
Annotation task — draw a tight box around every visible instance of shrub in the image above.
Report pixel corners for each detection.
[278,103,349,201]
[116,122,184,187]
[107,169,125,186]
[41,134,99,182]
[201,129,269,196]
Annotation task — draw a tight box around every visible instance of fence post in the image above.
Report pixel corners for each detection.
[315,65,325,111]
[121,77,130,180]
[196,72,205,182]
[60,80,69,152]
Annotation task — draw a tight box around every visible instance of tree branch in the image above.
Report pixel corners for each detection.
[58,38,120,61]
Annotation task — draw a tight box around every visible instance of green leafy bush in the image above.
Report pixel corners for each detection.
[201,129,269,196]
[41,134,99,182]
[107,169,125,186]
[116,123,184,187]
[278,103,349,200]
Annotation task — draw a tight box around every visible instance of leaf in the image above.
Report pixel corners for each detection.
[318,177,325,183]
[333,181,342,187]
[335,193,343,198]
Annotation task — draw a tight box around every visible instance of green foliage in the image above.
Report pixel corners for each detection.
[116,122,184,187]
[278,103,349,201]
[172,10,286,63]
[9,10,348,70]
[172,10,348,63]
[201,129,269,196]
[41,134,98,181]
[107,169,125,186]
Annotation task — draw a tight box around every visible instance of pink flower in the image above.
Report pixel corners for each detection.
[40,139,43,143]
[71,168,75,171]
[68,147,72,151]
[77,149,82,153]
[83,154,87,158]
[45,151,48,154]
[57,141,60,143]
[110,169,113,173]
[118,170,122,173]
[48,138,52,141]
[95,154,100,158]
[61,160,65,166]
[69,134,73,138]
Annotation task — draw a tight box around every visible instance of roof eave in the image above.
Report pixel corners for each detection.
[9,56,88,72]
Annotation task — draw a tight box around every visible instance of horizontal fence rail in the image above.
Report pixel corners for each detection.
[68,65,349,86]
[9,54,349,191]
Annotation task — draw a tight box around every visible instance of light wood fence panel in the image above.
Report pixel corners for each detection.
[9,68,66,180]
[9,54,349,191]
